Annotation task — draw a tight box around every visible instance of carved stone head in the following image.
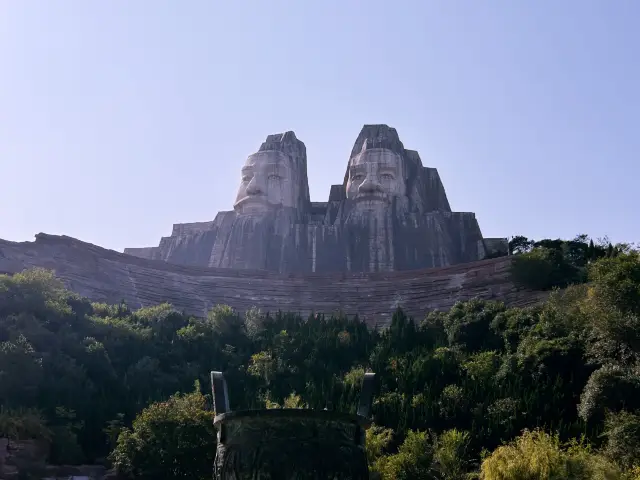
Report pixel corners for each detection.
[342,125,454,215]
[234,131,310,215]
[344,125,407,210]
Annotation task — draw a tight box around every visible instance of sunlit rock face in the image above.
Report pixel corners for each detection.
[125,132,312,271]
[346,148,407,209]
[234,131,309,216]
[124,124,507,272]
[328,124,483,272]
[345,126,407,205]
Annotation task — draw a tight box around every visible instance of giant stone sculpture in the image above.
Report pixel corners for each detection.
[125,125,506,272]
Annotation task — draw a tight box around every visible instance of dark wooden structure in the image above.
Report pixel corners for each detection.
[210,371,376,479]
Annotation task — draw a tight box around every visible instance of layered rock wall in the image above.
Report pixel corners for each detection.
[0,234,545,328]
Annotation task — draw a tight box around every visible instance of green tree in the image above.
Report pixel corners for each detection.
[511,246,579,290]
[431,429,471,479]
[365,424,394,478]
[509,236,534,255]
[602,410,640,471]
[380,429,434,480]
[110,386,216,480]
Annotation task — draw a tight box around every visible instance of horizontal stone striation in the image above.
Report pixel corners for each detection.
[0,234,547,328]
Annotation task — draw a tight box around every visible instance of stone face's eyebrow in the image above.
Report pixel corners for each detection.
[262,161,287,169]
[258,163,288,175]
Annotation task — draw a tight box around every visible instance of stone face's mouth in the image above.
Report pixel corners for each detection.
[353,193,389,204]
[234,195,273,213]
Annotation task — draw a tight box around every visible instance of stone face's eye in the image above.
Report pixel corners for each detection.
[351,174,364,182]
[268,174,281,181]
[242,175,252,182]
[380,173,394,181]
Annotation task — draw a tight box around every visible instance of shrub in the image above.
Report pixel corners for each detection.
[480,429,621,479]
[110,388,215,480]
[511,247,580,290]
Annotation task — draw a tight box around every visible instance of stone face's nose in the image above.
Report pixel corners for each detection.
[358,177,384,195]
[246,176,265,196]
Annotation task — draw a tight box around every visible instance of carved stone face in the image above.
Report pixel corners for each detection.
[346,148,406,207]
[234,151,299,214]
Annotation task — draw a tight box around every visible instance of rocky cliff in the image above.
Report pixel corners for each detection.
[0,234,546,328]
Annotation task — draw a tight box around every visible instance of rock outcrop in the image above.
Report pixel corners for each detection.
[0,234,545,328]
[124,125,508,273]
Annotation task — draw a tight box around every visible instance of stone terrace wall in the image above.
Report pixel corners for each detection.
[0,234,547,328]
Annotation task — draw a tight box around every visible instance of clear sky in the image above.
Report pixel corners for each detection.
[1,1,638,252]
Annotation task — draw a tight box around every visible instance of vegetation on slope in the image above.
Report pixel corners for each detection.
[508,234,630,290]
[0,235,639,478]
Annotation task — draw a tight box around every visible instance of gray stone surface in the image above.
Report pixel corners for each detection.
[0,234,546,328]
[124,125,508,272]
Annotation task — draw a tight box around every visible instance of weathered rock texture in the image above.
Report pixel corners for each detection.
[0,234,546,328]
[124,125,508,273]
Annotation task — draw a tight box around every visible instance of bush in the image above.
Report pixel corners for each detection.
[480,429,621,479]
[109,387,216,480]
[602,410,640,471]
[510,247,580,290]
[379,429,434,480]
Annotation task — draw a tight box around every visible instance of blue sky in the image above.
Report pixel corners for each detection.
[1,1,638,252]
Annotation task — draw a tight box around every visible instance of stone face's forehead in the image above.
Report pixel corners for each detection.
[350,148,403,168]
[349,124,405,159]
[244,150,290,167]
